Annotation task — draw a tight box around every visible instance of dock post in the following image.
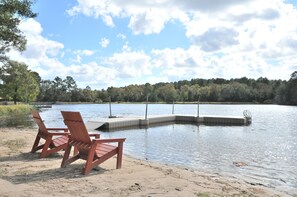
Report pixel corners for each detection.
[145,95,148,120]
[141,95,149,127]
[197,96,200,117]
[196,96,203,123]
[172,101,175,114]
[108,96,113,118]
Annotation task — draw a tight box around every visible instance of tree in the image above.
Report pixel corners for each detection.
[37,79,54,102]
[188,84,200,101]
[220,82,252,102]
[62,76,77,102]
[82,86,97,102]
[0,0,37,61]
[51,76,72,102]
[179,85,190,102]
[63,76,77,92]
[254,82,273,103]
[155,84,177,102]
[275,83,287,104]
[286,71,297,105]
[0,60,39,104]
[18,68,39,102]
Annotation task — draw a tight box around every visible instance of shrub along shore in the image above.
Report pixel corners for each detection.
[0,104,33,127]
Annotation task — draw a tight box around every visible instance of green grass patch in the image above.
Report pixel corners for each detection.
[196,193,210,197]
[0,104,32,116]
[0,104,33,127]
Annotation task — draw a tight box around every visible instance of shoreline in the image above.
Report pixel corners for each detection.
[0,127,294,196]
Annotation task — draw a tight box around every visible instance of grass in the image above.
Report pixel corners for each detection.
[0,104,32,116]
[0,104,33,127]
[196,192,210,197]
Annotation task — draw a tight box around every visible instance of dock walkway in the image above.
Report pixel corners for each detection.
[87,114,250,131]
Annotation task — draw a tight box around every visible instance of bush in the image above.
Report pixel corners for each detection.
[0,105,33,127]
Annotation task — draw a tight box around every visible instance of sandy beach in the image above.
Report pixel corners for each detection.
[0,127,293,197]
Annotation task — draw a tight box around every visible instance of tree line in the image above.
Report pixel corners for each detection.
[1,60,296,105]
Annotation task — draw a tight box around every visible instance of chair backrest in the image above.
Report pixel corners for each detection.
[32,111,48,134]
[61,111,91,144]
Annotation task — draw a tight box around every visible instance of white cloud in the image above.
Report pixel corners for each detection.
[19,18,43,35]
[17,19,64,59]
[105,50,152,78]
[117,33,126,40]
[68,62,118,87]
[128,8,171,35]
[72,50,95,63]
[66,0,297,61]
[150,45,294,82]
[171,0,254,12]
[102,15,115,27]
[67,0,190,35]
[73,55,82,63]
[67,0,121,27]
[99,38,110,48]
[8,19,64,73]
[191,27,239,51]
[81,50,95,56]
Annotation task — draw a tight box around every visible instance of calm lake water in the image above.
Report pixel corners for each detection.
[39,104,297,194]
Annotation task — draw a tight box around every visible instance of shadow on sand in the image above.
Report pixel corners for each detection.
[0,152,106,184]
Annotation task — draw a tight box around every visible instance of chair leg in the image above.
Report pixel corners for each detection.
[83,146,97,175]
[116,142,124,169]
[61,145,80,168]
[61,144,72,168]
[31,135,41,153]
[39,137,52,158]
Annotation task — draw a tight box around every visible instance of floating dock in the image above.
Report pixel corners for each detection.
[86,114,251,131]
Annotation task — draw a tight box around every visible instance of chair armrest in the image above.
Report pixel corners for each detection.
[88,132,100,138]
[47,132,69,136]
[47,128,68,132]
[93,138,126,144]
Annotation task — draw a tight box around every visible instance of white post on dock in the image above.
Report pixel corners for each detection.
[172,101,175,114]
[140,95,150,127]
[145,95,148,120]
[197,96,200,117]
[109,96,112,118]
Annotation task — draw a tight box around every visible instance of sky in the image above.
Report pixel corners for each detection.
[7,0,297,90]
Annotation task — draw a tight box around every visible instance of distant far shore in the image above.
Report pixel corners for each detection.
[29,101,268,105]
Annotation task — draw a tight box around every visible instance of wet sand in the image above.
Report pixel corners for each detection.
[0,127,293,197]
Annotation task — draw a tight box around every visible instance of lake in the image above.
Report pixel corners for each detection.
[39,103,297,195]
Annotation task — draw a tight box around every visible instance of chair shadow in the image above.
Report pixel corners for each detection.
[0,152,106,184]
[0,152,62,162]
[2,164,106,184]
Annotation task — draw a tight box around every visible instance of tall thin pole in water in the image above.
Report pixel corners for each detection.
[172,101,175,114]
[197,96,200,117]
[109,96,112,118]
[145,95,148,120]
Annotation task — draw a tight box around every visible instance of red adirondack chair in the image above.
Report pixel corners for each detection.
[31,111,69,158]
[61,111,126,175]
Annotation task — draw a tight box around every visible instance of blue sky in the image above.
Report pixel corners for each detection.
[8,0,297,89]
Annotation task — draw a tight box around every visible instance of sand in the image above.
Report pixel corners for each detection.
[0,127,294,197]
